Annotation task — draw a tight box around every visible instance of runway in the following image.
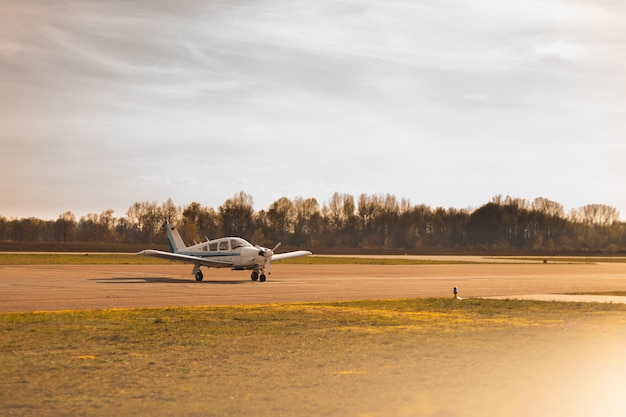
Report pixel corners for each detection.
[2,260,626,312]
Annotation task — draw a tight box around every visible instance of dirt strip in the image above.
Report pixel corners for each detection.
[485,294,626,303]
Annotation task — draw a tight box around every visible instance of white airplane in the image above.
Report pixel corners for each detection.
[137,224,312,282]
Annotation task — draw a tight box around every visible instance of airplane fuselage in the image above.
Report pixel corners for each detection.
[179,237,266,270]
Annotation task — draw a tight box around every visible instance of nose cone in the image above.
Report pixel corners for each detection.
[255,245,274,259]
[254,243,281,259]
[249,246,271,266]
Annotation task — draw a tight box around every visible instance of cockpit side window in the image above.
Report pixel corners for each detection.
[218,240,229,251]
[230,238,252,249]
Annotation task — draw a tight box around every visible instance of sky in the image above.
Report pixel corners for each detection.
[1,0,625,220]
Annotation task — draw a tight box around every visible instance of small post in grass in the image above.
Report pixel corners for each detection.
[453,286,462,300]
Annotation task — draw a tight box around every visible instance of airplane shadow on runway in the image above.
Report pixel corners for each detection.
[92,277,247,285]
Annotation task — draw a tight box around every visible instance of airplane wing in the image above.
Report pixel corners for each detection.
[137,250,235,268]
[272,250,312,262]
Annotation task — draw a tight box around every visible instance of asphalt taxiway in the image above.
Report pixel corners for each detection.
[2,260,626,312]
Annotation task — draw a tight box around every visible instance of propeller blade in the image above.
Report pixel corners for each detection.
[254,243,282,259]
[254,244,267,257]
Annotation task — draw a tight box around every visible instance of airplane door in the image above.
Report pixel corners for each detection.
[218,239,234,265]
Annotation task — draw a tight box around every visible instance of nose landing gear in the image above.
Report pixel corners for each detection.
[250,270,266,282]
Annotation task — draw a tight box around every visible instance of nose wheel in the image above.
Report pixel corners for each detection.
[250,271,266,282]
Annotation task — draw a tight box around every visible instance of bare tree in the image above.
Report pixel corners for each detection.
[532,197,564,218]
[574,204,621,226]
[55,211,76,243]
[219,192,255,237]
[161,198,180,225]
[293,196,321,246]
[267,197,295,239]
[182,202,219,243]
[126,201,163,242]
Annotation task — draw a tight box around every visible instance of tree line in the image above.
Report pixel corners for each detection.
[1,192,625,254]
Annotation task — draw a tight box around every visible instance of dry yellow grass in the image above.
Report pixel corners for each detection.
[2,299,626,417]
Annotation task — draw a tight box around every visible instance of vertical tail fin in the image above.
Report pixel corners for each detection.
[164,224,187,253]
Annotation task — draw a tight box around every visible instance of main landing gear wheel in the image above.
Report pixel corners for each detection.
[195,271,204,282]
[260,274,266,282]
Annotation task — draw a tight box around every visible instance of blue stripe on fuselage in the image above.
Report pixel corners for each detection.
[178,251,239,258]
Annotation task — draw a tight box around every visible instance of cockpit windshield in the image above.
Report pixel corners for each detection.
[230,238,252,250]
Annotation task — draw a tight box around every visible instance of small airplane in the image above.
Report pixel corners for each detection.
[137,224,312,282]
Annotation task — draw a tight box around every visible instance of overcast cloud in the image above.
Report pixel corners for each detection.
[1,0,624,219]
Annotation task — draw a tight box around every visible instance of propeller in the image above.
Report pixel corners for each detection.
[256,242,281,258]
[255,242,282,275]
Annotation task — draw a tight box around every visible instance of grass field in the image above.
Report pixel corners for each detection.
[2,299,626,417]
[497,256,626,264]
[0,253,171,265]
